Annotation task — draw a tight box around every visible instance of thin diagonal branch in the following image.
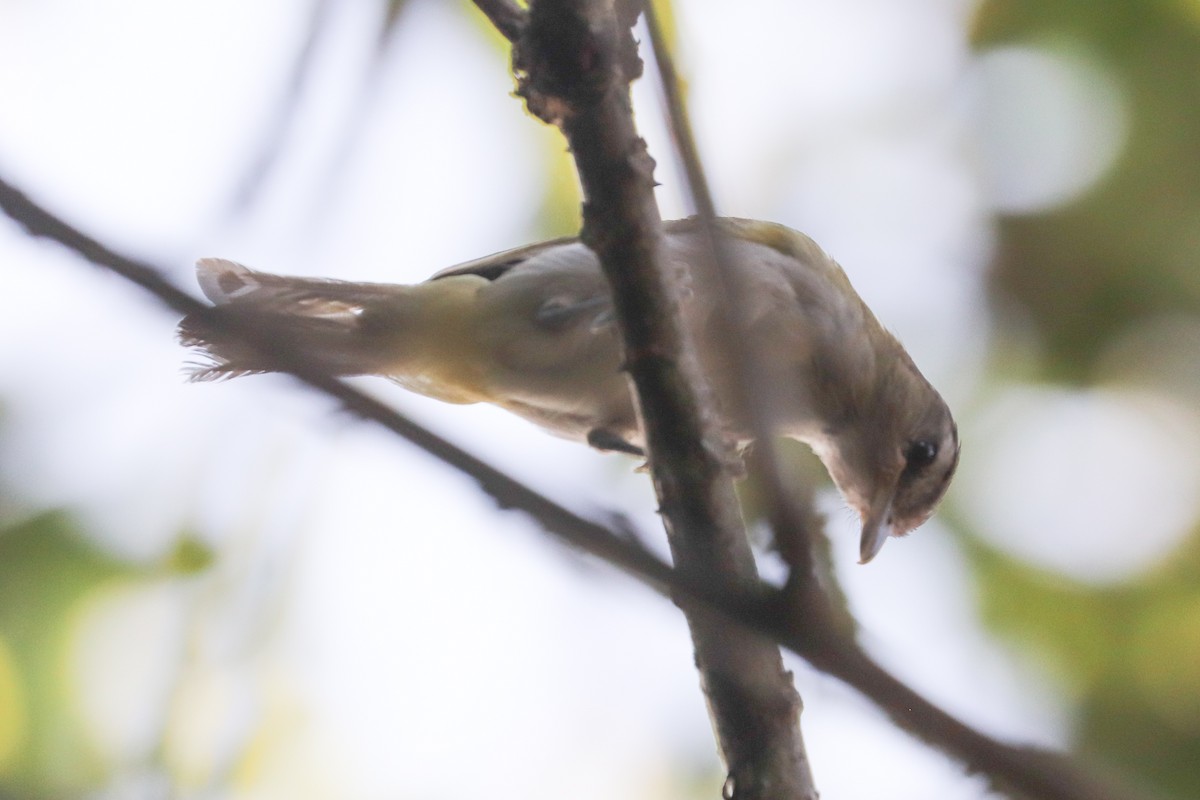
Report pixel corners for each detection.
[805,632,1151,800]
[0,168,1150,800]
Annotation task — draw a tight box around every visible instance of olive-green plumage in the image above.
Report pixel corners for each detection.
[179,217,959,562]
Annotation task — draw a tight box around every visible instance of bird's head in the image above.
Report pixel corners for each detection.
[814,348,960,564]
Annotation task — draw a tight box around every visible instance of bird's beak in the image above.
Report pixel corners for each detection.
[858,485,895,565]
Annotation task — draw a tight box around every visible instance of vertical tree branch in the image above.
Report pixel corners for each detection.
[500,1,817,797]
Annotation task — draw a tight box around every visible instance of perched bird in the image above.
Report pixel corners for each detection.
[179,217,959,563]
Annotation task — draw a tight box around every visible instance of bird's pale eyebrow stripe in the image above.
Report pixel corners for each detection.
[932,445,961,493]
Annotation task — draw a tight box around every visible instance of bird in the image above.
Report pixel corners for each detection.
[179,217,959,563]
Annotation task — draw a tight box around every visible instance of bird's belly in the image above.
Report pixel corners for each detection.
[491,372,638,443]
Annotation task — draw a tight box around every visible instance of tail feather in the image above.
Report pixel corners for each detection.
[180,258,403,380]
[196,257,396,314]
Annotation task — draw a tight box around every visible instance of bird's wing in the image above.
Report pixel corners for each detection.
[429,234,581,283]
[431,236,618,336]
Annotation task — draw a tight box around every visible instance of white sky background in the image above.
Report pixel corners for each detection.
[0,0,1161,797]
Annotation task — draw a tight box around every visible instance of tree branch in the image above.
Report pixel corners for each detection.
[804,633,1151,800]
[509,1,817,797]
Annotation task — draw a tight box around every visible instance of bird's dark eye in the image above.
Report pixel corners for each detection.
[905,440,938,471]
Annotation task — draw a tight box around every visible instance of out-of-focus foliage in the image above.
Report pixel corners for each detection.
[974,0,1200,379]
[0,506,224,798]
[970,534,1200,799]
[0,510,129,796]
[0,503,221,798]
[965,2,1200,797]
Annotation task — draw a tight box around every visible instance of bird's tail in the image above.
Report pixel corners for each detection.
[178,258,406,380]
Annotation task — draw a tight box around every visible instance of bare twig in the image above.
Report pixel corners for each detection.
[231,0,336,211]
[641,0,825,589]
[0,168,1150,800]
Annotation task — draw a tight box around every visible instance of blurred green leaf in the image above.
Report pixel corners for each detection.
[0,511,131,795]
[0,634,25,778]
[162,534,216,577]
